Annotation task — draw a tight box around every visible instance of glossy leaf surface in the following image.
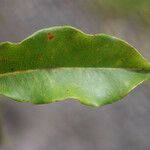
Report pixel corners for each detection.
[0,26,150,107]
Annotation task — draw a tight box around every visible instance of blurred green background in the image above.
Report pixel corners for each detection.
[0,0,150,150]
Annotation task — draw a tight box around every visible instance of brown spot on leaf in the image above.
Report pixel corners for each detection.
[47,33,54,41]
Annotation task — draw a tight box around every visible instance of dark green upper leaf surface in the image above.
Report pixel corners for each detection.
[0,26,150,107]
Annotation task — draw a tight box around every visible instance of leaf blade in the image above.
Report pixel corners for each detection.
[0,26,150,107]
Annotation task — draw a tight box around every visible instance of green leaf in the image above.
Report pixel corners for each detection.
[0,26,150,107]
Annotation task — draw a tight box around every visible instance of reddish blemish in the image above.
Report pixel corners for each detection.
[47,33,54,41]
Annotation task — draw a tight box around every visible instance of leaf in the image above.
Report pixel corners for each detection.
[0,26,150,107]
